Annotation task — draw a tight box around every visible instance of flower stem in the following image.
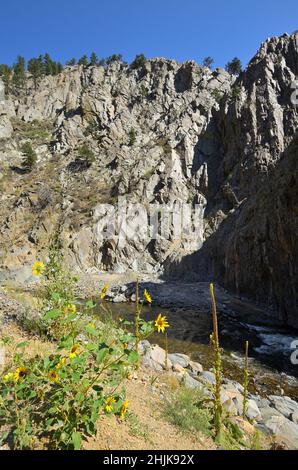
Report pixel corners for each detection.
[242,340,249,419]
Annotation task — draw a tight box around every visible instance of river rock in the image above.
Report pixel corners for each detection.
[230,416,256,436]
[291,411,298,425]
[168,353,190,368]
[254,397,270,409]
[188,360,203,375]
[142,353,163,372]
[245,399,262,421]
[220,391,238,414]
[224,390,244,416]
[263,415,298,449]
[177,371,206,392]
[111,293,127,303]
[147,344,172,370]
[199,370,216,385]
[139,340,151,355]
[268,395,298,420]
[223,379,244,394]
[258,405,284,422]
[172,363,185,373]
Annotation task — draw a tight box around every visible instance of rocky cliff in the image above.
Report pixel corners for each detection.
[0,32,297,326]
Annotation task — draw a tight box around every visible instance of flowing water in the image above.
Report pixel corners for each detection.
[8,288,298,400]
[92,301,298,400]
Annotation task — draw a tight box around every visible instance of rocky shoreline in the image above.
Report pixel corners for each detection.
[138,339,298,449]
[1,284,298,448]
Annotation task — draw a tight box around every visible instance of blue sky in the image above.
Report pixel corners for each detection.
[0,0,297,68]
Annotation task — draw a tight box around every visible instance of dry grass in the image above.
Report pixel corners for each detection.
[85,368,216,450]
[0,321,54,368]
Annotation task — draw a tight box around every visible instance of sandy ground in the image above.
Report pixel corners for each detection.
[85,369,216,450]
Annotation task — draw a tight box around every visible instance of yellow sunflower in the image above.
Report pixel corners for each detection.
[100,283,109,300]
[55,357,66,369]
[14,367,28,383]
[69,344,80,359]
[143,289,152,303]
[105,396,116,413]
[32,261,45,277]
[155,313,169,333]
[120,399,129,419]
[48,370,59,383]
[64,304,76,315]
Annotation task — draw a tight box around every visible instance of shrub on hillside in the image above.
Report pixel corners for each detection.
[21,142,37,170]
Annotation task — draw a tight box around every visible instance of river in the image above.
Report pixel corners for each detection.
[92,300,298,400]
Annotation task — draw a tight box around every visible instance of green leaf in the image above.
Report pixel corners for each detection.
[59,337,73,349]
[65,313,77,322]
[75,392,85,403]
[127,350,139,363]
[0,431,9,446]
[71,371,81,382]
[43,309,61,320]
[86,300,96,309]
[28,390,37,399]
[72,431,82,450]
[96,348,109,364]
[85,324,99,336]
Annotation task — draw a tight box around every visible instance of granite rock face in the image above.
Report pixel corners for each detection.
[0,32,297,326]
[165,33,298,327]
[0,58,232,280]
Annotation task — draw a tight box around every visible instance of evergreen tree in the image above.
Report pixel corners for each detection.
[128,128,137,146]
[66,58,76,66]
[43,53,54,75]
[78,55,88,67]
[28,57,42,89]
[202,56,214,69]
[98,58,105,67]
[106,54,123,66]
[52,61,63,75]
[12,56,26,90]
[90,52,98,66]
[0,64,12,94]
[130,53,146,69]
[225,57,242,76]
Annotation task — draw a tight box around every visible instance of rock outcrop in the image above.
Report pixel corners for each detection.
[0,32,297,326]
[166,33,298,327]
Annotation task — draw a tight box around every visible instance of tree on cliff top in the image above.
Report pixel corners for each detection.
[225,57,242,76]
